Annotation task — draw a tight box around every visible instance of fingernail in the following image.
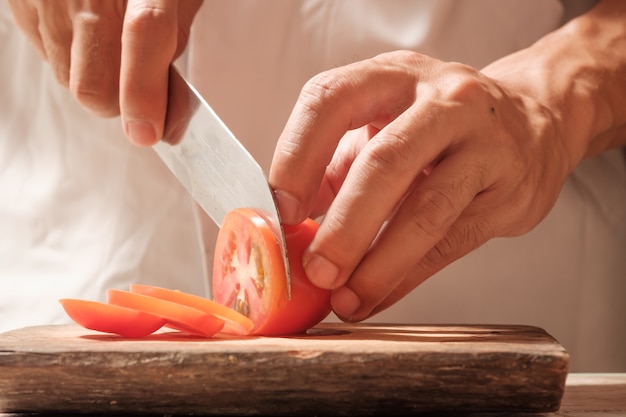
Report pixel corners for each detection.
[126,121,157,146]
[274,190,302,224]
[304,253,339,289]
[331,286,361,321]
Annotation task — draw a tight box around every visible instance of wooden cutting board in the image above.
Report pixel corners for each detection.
[0,323,569,415]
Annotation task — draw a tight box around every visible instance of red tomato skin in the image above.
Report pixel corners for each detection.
[212,208,331,336]
[254,219,332,336]
[59,299,166,338]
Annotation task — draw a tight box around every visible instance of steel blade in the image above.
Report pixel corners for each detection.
[154,66,290,289]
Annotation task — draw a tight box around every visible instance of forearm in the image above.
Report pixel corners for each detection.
[482,0,626,170]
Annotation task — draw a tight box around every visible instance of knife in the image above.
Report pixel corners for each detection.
[153,66,290,293]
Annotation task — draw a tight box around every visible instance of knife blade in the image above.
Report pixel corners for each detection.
[153,66,290,292]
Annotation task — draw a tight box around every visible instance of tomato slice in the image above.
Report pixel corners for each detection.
[212,208,332,335]
[107,289,225,337]
[59,298,166,338]
[129,284,253,335]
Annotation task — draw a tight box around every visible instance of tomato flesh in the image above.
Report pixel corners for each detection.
[130,284,253,335]
[212,208,332,335]
[107,289,225,337]
[59,298,166,338]
[212,209,282,330]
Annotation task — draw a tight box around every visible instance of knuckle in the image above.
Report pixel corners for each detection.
[317,215,355,268]
[455,217,495,252]
[420,241,451,273]
[456,160,487,196]
[450,75,484,99]
[419,238,458,276]
[71,83,120,117]
[441,64,495,106]
[407,187,459,240]
[70,67,120,117]
[420,217,495,272]
[299,72,345,114]
[68,8,123,116]
[363,129,416,177]
[374,49,425,69]
[124,3,172,34]
[499,191,550,237]
[470,217,496,244]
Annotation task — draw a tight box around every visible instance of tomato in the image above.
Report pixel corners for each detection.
[59,298,166,338]
[212,208,332,335]
[59,208,331,339]
[107,289,225,337]
[129,284,254,335]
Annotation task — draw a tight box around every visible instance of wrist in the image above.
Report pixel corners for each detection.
[482,0,626,170]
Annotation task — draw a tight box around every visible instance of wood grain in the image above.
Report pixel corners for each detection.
[560,373,626,412]
[0,323,569,415]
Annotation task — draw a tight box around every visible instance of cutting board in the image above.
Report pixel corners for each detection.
[0,323,569,415]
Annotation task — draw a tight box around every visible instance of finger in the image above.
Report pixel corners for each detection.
[269,53,418,224]
[357,138,553,319]
[371,212,497,317]
[120,0,180,146]
[7,0,46,58]
[329,150,490,322]
[309,126,373,219]
[303,85,475,292]
[69,1,125,117]
[35,2,74,86]
[302,65,501,295]
[305,106,449,289]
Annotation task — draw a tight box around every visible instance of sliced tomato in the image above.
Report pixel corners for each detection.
[107,289,225,337]
[129,284,253,335]
[59,298,166,338]
[212,208,332,336]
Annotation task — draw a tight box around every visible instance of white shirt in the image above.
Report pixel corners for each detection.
[2,0,624,371]
[0,3,207,330]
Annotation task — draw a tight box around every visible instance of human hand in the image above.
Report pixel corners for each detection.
[269,50,575,322]
[7,0,203,146]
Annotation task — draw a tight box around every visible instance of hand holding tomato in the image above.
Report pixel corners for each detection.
[269,17,626,323]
